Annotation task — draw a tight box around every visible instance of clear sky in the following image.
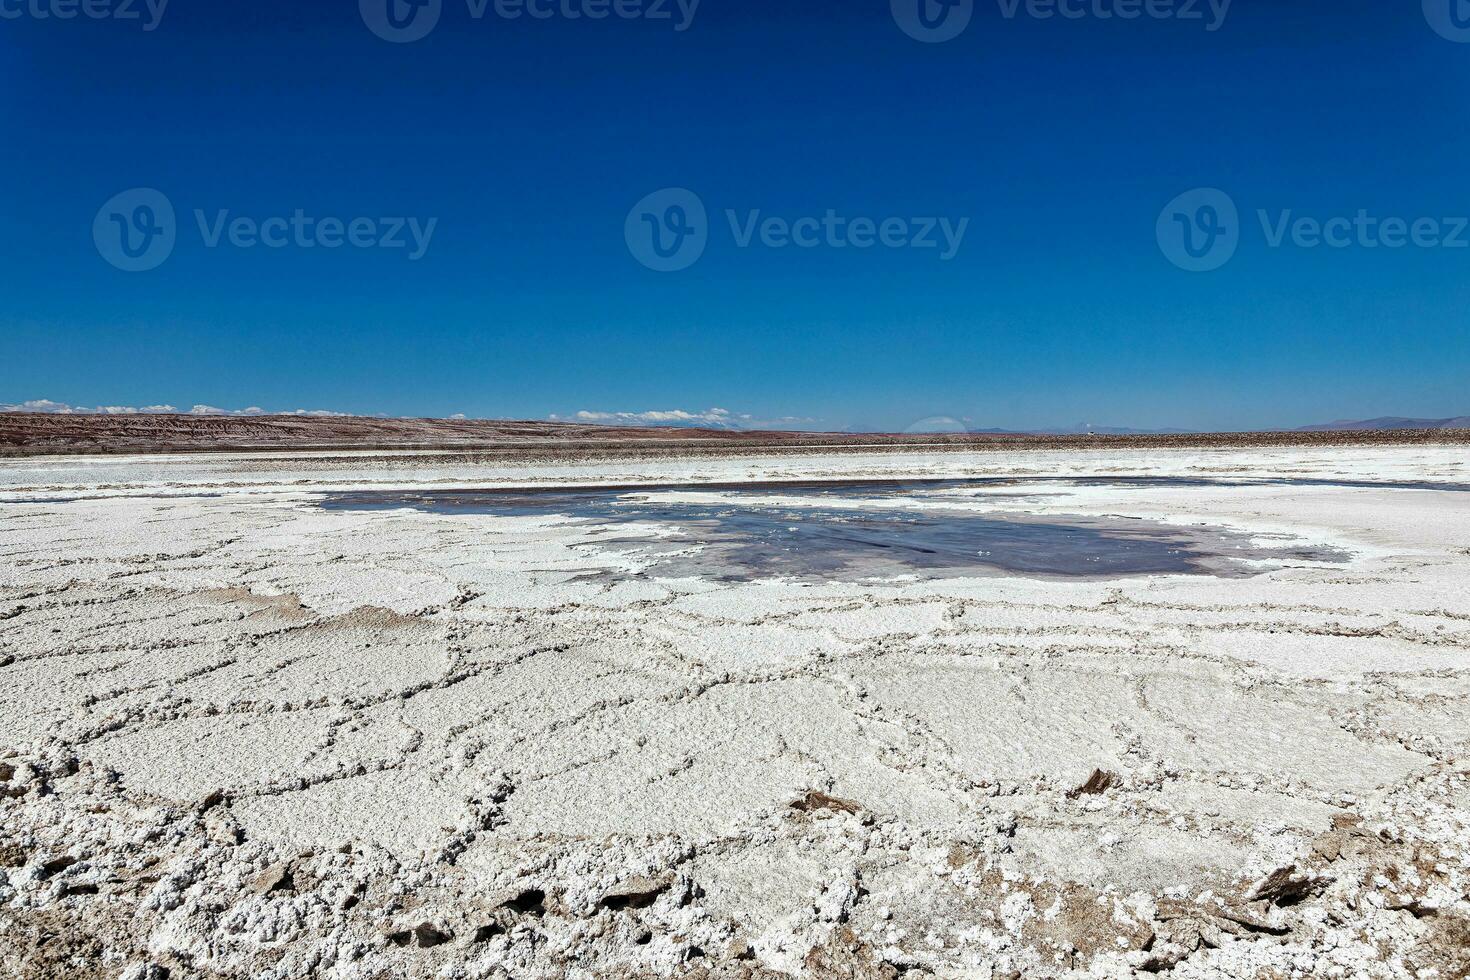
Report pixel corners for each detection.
[3,0,1467,432]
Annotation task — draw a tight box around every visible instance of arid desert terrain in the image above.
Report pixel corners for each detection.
[2,439,1468,979]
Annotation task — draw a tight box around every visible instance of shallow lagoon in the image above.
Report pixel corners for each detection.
[319,477,1352,581]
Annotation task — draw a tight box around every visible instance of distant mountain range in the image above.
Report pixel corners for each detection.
[843,422,1201,436]
[643,416,1468,435]
[961,425,1199,436]
[927,418,1470,436]
[1296,416,1470,432]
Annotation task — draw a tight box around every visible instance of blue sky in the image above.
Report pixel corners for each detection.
[3,0,1467,432]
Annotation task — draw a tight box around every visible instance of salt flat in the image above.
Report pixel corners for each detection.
[1,445,1467,979]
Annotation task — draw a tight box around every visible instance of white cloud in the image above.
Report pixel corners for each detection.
[573,408,732,425]
[187,406,362,418]
[3,399,78,413]
[1,400,179,415]
[96,405,177,414]
[3,400,345,418]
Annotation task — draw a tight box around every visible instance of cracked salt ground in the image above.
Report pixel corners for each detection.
[2,445,1469,978]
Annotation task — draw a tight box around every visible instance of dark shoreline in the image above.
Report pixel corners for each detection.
[2,412,1468,457]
